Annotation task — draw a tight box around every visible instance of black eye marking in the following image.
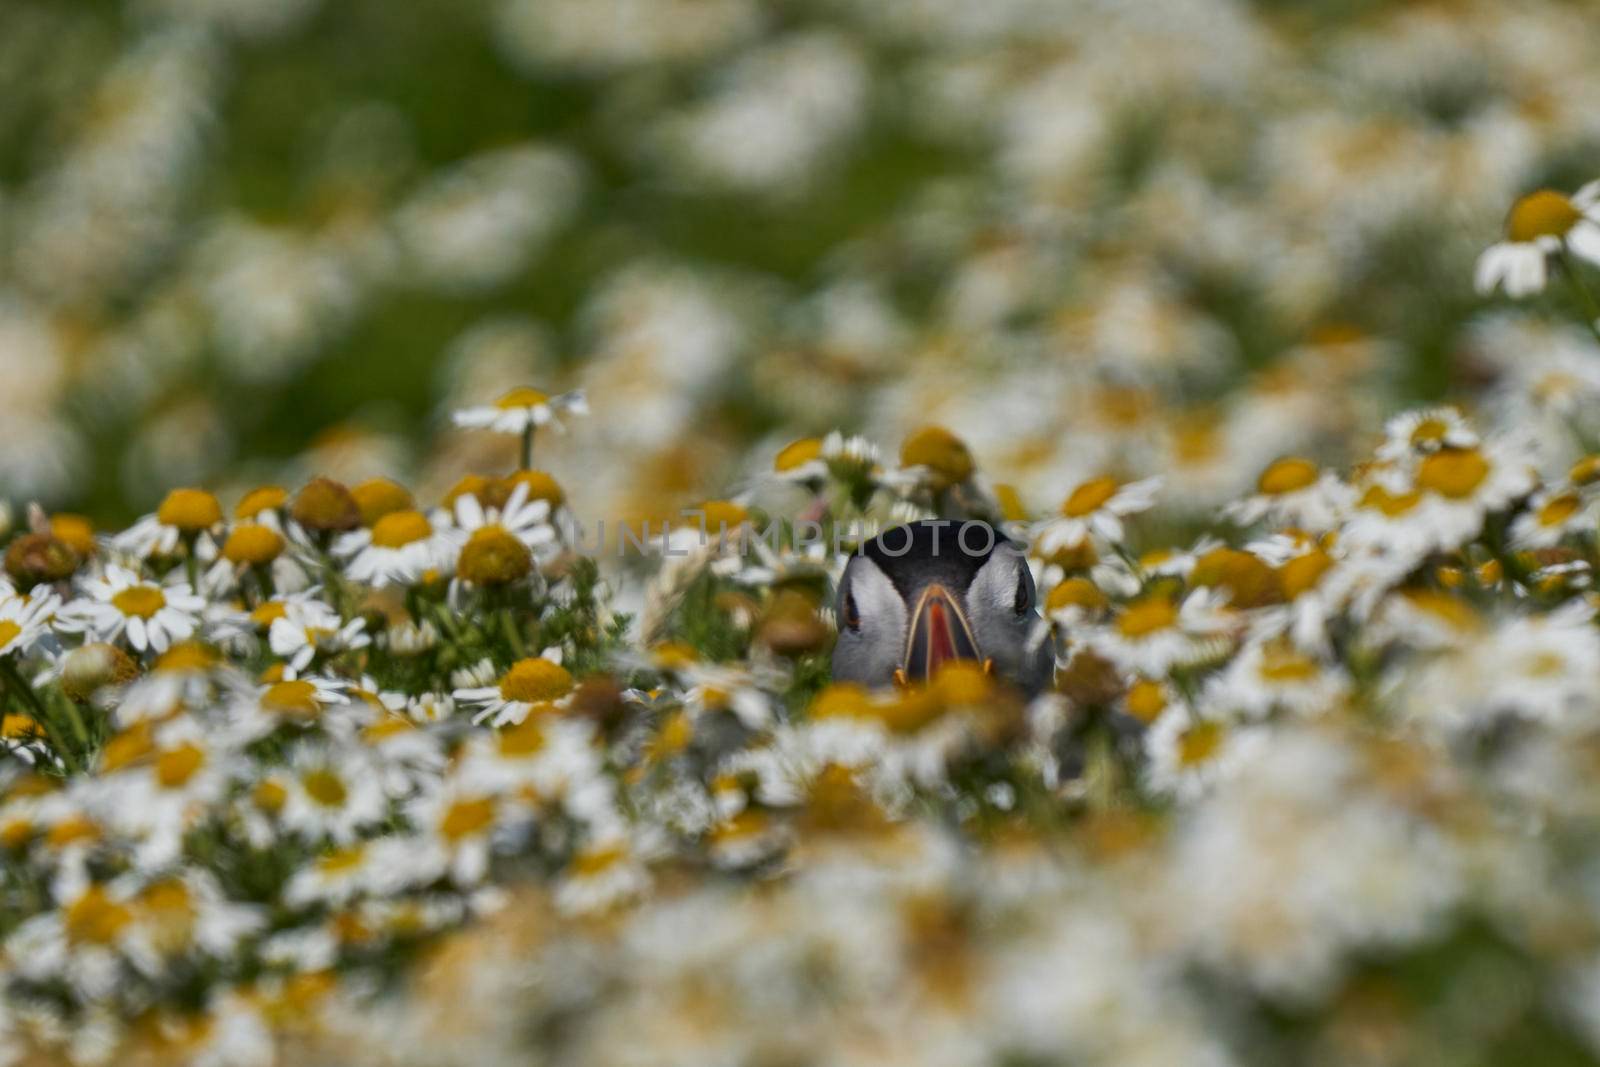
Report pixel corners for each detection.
[1013,567,1031,615]
[844,589,861,632]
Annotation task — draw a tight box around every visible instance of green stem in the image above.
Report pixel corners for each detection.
[0,657,47,719]
[1560,247,1600,348]
[500,606,527,659]
[52,690,90,748]
[520,426,534,471]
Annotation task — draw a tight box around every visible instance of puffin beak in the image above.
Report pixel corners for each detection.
[902,584,982,682]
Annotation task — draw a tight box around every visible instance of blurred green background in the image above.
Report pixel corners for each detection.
[4,0,1600,527]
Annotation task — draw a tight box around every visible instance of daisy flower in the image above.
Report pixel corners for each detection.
[452,386,588,436]
[0,587,60,659]
[453,386,587,467]
[1476,184,1600,298]
[1143,705,1265,801]
[278,743,390,844]
[234,674,351,738]
[1510,485,1595,550]
[453,649,574,727]
[1203,637,1349,721]
[59,566,207,654]
[335,508,454,588]
[1376,406,1477,462]
[553,832,652,915]
[452,482,557,588]
[406,782,527,886]
[1225,457,1353,532]
[113,488,225,561]
[268,596,369,671]
[1081,589,1234,677]
[1031,475,1161,554]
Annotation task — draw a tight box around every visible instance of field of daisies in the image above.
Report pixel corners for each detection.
[10,0,1600,1064]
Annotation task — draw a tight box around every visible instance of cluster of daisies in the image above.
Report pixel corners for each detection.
[11,333,1600,1063]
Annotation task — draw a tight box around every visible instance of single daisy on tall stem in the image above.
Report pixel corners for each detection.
[1477,183,1600,344]
[453,386,587,469]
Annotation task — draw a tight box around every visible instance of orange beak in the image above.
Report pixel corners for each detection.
[902,584,983,682]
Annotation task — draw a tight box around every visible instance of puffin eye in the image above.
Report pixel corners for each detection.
[1013,568,1030,615]
[843,590,861,632]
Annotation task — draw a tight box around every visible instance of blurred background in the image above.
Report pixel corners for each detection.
[3,0,1600,526]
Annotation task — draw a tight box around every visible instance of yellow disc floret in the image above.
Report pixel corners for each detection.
[370,510,433,549]
[496,387,549,410]
[1415,447,1490,499]
[457,526,532,585]
[112,585,166,620]
[156,488,222,532]
[352,478,416,527]
[1257,457,1319,495]
[498,657,574,704]
[291,477,361,533]
[222,523,285,566]
[1062,477,1119,518]
[899,426,975,489]
[774,437,823,473]
[1506,189,1583,243]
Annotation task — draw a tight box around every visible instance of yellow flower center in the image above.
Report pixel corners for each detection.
[65,886,132,946]
[1191,547,1280,609]
[1045,577,1108,613]
[457,526,532,585]
[899,426,975,488]
[0,621,21,649]
[253,779,287,814]
[498,657,574,703]
[439,796,496,840]
[994,483,1028,522]
[496,717,548,757]
[1258,645,1319,683]
[1409,417,1450,447]
[301,768,348,808]
[1404,590,1481,632]
[1177,721,1225,767]
[1569,455,1600,486]
[235,485,288,520]
[1415,448,1490,499]
[1506,189,1583,243]
[251,602,288,629]
[692,500,750,533]
[1125,680,1166,723]
[318,846,367,874]
[101,724,154,772]
[1,818,33,849]
[1359,484,1423,516]
[810,682,874,719]
[155,743,206,789]
[496,386,549,410]
[2,713,42,740]
[156,488,222,532]
[262,679,321,718]
[222,523,285,566]
[49,514,96,558]
[351,478,416,527]
[112,585,166,619]
[1062,477,1119,518]
[774,437,823,473]
[1117,596,1178,638]
[1257,457,1319,495]
[571,843,626,876]
[370,509,433,549]
[509,469,566,509]
[48,815,100,849]
[1537,492,1581,528]
[1280,549,1334,599]
[291,477,361,533]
